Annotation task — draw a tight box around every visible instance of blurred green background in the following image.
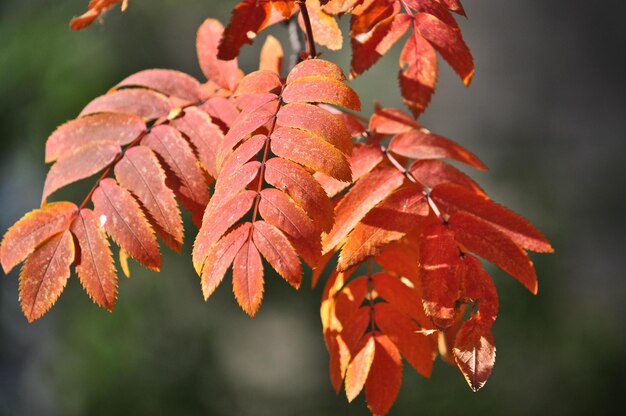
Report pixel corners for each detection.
[1,1,624,415]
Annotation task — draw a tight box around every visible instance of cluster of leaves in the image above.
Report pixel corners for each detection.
[2,1,553,414]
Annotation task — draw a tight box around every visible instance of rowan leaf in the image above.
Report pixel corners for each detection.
[374,303,436,378]
[373,273,430,326]
[42,140,121,203]
[345,332,375,402]
[286,59,346,83]
[202,223,251,300]
[364,333,403,416]
[448,211,538,294]
[92,178,160,271]
[71,209,118,311]
[259,35,284,74]
[323,166,404,253]
[253,220,302,288]
[169,107,224,178]
[218,0,272,61]
[45,113,145,163]
[462,254,499,327]
[282,76,362,110]
[115,69,203,103]
[369,105,421,135]
[399,29,438,117]
[70,0,128,30]
[409,160,486,196]
[197,18,243,91]
[389,129,487,170]
[142,125,211,226]
[300,0,343,50]
[19,230,74,322]
[1,201,78,274]
[453,319,496,392]
[114,145,184,252]
[431,183,554,252]
[232,239,264,317]
[79,89,172,120]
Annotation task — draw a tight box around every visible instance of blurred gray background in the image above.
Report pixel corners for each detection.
[1,1,624,414]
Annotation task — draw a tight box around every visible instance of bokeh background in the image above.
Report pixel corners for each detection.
[1,1,624,415]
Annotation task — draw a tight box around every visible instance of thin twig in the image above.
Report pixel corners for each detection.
[296,0,317,58]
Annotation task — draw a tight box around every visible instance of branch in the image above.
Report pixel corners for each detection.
[296,0,317,58]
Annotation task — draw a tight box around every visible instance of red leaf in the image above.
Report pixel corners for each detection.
[19,230,74,322]
[373,273,430,326]
[92,178,160,271]
[345,332,375,402]
[270,126,352,182]
[258,188,321,266]
[115,69,203,103]
[264,158,335,232]
[42,140,121,203]
[282,76,362,111]
[323,166,404,253]
[197,18,243,91]
[448,211,538,294]
[414,12,474,85]
[453,319,496,392]
[365,333,403,416]
[169,107,224,178]
[409,160,486,196]
[1,202,78,274]
[374,303,436,378]
[193,190,256,274]
[201,223,251,300]
[79,89,171,120]
[369,105,421,135]
[70,0,128,30]
[277,103,353,155]
[399,29,438,117]
[351,14,412,77]
[45,113,145,163]
[218,0,272,61]
[235,71,282,97]
[71,209,118,311]
[286,59,346,83]
[389,129,487,170]
[232,239,264,316]
[212,161,261,205]
[299,0,343,50]
[431,183,553,252]
[462,254,498,327]
[142,125,211,226]
[253,220,302,288]
[114,146,184,251]
[420,221,462,328]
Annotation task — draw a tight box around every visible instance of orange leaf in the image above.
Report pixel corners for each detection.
[258,188,321,266]
[389,129,487,170]
[323,166,404,253]
[212,161,261,205]
[369,105,421,135]
[235,71,282,97]
[409,160,486,196]
[232,239,264,316]
[253,220,302,288]
[399,28,438,118]
[92,178,160,271]
[276,103,353,155]
[142,125,211,226]
[364,333,403,416]
[270,126,352,182]
[19,230,74,322]
[286,59,346,83]
[71,209,118,311]
[70,0,128,30]
[282,76,362,111]
[345,332,375,402]
[42,140,121,203]
[264,158,335,232]
[420,221,462,328]
[259,35,284,74]
[373,273,430,326]
[201,223,251,300]
[114,145,184,252]
[45,113,145,163]
[196,18,243,91]
[1,201,77,274]
[218,0,272,60]
[169,106,224,178]
[374,303,436,378]
[462,254,498,327]
[448,211,539,294]
[300,0,343,50]
[453,319,496,392]
[193,190,256,274]
[115,69,203,103]
[79,89,172,120]
[431,183,553,252]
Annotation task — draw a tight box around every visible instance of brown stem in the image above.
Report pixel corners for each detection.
[367,258,376,333]
[296,0,317,58]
